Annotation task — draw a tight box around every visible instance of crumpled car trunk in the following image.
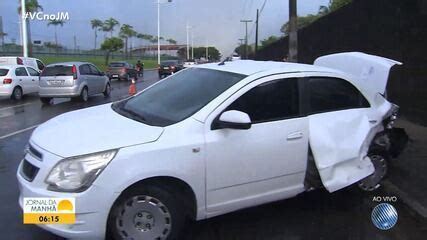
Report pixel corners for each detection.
[310,52,402,192]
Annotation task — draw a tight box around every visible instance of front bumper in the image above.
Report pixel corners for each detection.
[17,144,120,240]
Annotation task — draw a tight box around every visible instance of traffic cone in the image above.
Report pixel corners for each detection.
[129,78,137,96]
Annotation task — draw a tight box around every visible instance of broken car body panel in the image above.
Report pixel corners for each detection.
[310,52,402,192]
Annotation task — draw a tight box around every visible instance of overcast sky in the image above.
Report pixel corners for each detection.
[0,0,329,56]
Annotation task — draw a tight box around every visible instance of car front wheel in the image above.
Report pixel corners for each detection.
[103,83,111,97]
[80,87,88,102]
[109,184,186,240]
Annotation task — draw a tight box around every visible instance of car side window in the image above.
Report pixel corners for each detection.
[27,67,39,76]
[308,77,370,114]
[89,65,101,75]
[15,67,28,76]
[79,64,91,75]
[36,60,45,70]
[226,78,300,123]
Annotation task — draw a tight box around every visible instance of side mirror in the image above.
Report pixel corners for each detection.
[213,110,252,130]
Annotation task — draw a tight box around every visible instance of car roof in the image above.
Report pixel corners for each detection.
[194,60,341,76]
[0,64,34,69]
[47,62,91,66]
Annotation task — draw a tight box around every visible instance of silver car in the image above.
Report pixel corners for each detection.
[39,62,111,103]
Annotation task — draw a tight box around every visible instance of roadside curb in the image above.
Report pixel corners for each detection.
[382,180,427,220]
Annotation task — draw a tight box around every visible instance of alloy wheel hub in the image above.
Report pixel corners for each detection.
[358,154,387,191]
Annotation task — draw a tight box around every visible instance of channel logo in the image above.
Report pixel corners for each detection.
[371,203,398,230]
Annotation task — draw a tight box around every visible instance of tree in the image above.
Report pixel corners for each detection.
[280,0,353,35]
[101,37,124,65]
[0,31,7,46]
[103,18,119,37]
[17,0,43,56]
[91,19,103,50]
[47,19,65,47]
[260,36,279,49]
[119,24,134,58]
[166,38,177,45]
[178,46,221,61]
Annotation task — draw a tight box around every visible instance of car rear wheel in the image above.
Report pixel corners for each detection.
[40,97,52,105]
[103,83,111,97]
[80,87,88,102]
[358,149,388,191]
[11,87,23,100]
[109,184,186,240]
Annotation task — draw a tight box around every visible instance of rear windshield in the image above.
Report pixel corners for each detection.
[161,61,178,65]
[41,65,73,76]
[109,62,125,67]
[0,69,9,76]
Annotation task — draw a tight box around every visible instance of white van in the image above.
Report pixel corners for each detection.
[0,56,45,72]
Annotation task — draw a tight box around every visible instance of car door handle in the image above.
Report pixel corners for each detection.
[287,132,303,140]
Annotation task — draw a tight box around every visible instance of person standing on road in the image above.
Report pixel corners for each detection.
[136,60,144,77]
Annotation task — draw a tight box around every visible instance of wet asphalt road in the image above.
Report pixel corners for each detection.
[0,70,425,240]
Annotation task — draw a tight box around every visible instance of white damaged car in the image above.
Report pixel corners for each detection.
[18,52,407,240]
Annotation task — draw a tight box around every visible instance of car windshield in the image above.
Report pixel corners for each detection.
[112,68,246,126]
[0,68,9,76]
[41,65,73,76]
[109,62,125,67]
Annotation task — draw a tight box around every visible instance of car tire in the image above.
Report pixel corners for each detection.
[40,97,52,105]
[108,183,187,240]
[80,87,89,102]
[357,148,389,192]
[11,86,23,100]
[103,83,111,97]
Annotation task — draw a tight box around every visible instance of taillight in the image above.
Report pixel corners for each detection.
[171,65,176,70]
[17,57,23,65]
[72,65,77,80]
[3,78,12,84]
[157,65,161,70]
[121,68,126,73]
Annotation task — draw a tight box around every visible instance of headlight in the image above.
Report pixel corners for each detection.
[45,149,118,192]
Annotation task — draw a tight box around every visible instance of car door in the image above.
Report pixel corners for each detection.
[14,67,31,94]
[88,64,104,93]
[79,64,94,94]
[26,67,40,93]
[304,76,376,192]
[204,75,308,214]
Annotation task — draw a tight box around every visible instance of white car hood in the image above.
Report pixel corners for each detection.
[31,104,164,158]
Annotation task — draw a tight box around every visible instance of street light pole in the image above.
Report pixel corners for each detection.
[157,0,161,64]
[20,0,28,57]
[191,31,194,60]
[240,19,252,59]
[288,0,298,62]
[186,24,191,60]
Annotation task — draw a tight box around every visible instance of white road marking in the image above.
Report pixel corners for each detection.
[0,124,39,140]
[0,102,36,111]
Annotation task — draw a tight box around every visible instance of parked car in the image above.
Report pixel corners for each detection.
[0,65,40,100]
[183,59,197,68]
[39,62,110,103]
[18,52,406,240]
[158,60,184,78]
[106,61,138,81]
[0,56,45,72]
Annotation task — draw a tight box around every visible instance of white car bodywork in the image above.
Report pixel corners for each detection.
[0,65,40,98]
[0,56,45,72]
[17,52,401,239]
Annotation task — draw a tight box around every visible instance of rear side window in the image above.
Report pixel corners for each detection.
[308,77,370,114]
[109,62,125,67]
[89,65,101,75]
[42,65,73,76]
[0,69,9,76]
[15,67,28,76]
[79,65,91,75]
[27,67,39,76]
[226,78,300,123]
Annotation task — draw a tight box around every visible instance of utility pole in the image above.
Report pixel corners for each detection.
[240,19,252,59]
[186,24,191,60]
[205,38,208,60]
[0,16,5,46]
[191,31,194,60]
[157,0,172,64]
[255,9,259,58]
[73,35,77,52]
[288,0,298,62]
[20,0,28,57]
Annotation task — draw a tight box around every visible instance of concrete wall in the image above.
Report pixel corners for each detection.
[254,0,427,125]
